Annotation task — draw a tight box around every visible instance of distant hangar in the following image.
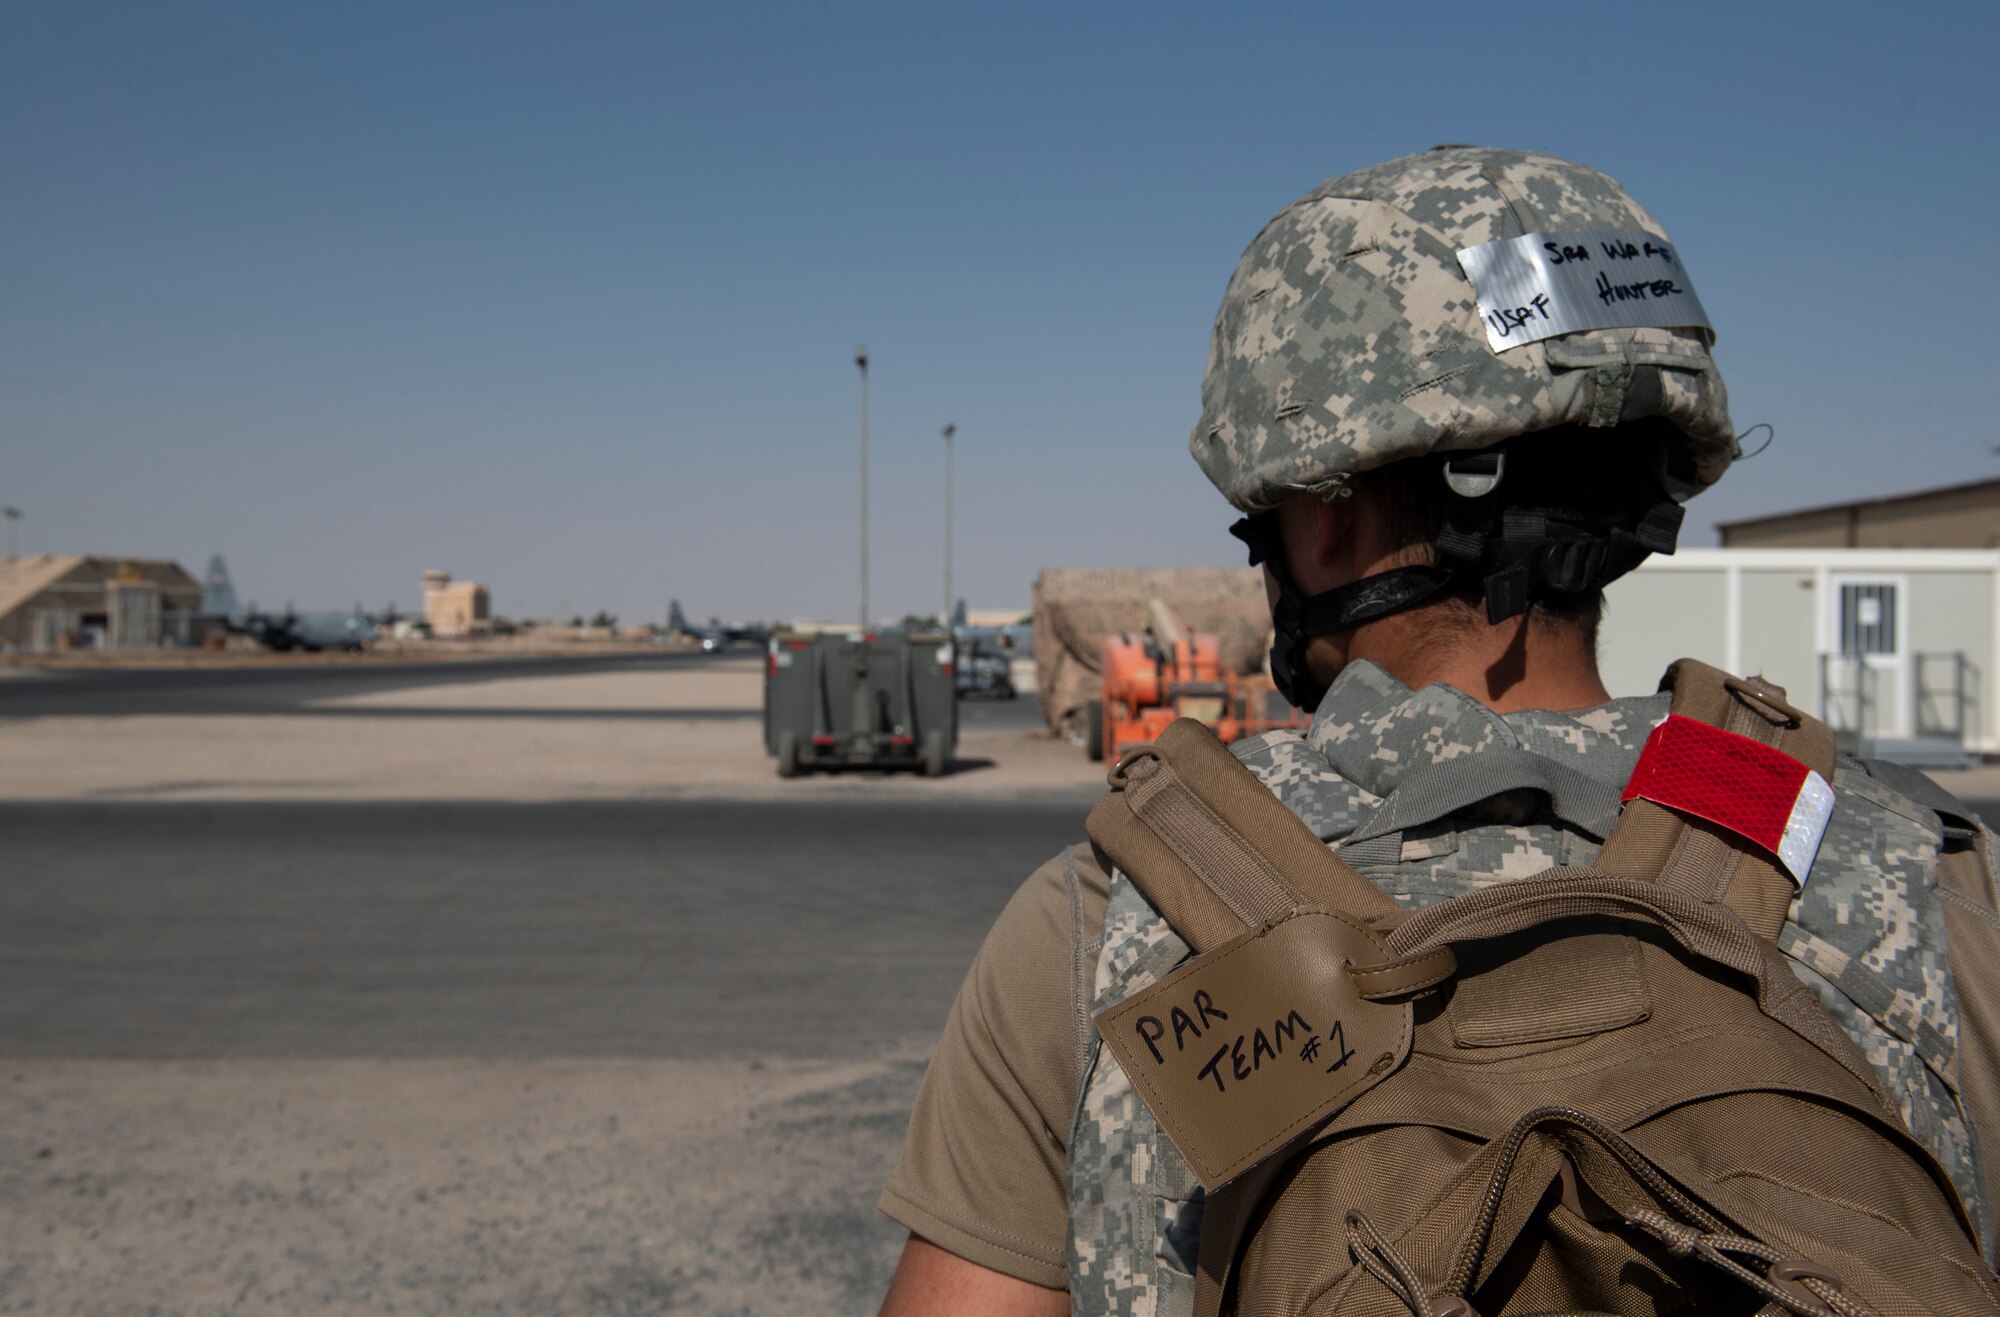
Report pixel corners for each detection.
[0,555,203,649]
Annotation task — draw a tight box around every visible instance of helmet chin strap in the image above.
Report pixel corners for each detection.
[1266,560,1457,713]
[1256,436,1691,713]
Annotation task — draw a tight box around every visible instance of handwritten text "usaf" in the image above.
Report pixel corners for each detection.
[1487,293,1552,340]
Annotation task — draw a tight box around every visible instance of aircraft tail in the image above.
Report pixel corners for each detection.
[668,599,690,632]
[950,598,968,631]
[202,554,242,618]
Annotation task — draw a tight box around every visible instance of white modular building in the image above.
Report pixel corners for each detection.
[1600,549,2000,762]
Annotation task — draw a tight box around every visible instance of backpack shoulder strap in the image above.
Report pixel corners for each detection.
[1594,658,1836,941]
[1085,717,1403,953]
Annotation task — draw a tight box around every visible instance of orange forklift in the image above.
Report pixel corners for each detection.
[1081,599,1305,762]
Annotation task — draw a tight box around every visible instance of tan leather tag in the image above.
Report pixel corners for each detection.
[1095,908,1413,1190]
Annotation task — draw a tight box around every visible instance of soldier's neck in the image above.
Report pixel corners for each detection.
[1336,608,1612,716]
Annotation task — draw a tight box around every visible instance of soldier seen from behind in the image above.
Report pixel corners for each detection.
[877,146,2000,1316]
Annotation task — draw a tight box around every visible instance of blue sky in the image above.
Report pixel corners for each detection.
[4,2,1996,624]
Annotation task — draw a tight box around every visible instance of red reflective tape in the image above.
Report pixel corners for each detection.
[1621,714,1834,883]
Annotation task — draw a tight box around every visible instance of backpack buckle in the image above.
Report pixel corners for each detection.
[1106,744,1162,789]
[1722,674,1805,729]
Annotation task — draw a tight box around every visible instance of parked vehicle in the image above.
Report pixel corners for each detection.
[764,629,957,777]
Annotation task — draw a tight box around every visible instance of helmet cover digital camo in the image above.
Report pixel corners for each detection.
[1191,146,1734,513]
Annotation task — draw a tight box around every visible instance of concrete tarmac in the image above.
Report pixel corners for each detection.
[0,650,1043,730]
[0,658,1087,804]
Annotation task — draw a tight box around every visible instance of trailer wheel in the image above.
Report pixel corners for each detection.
[921,730,950,778]
[1083,699,1105,762]
[777,731,802,778]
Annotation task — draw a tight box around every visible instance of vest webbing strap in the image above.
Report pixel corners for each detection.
[1086,717,1401,954]
[1594,659,1836,942]
[1122,754,1302,931]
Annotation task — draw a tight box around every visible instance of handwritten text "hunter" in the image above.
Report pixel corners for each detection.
[1594,270,1685,307]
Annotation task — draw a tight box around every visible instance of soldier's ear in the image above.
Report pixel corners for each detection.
[1307,492,1362,573]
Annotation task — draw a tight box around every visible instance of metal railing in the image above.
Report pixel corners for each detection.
[1820,649,1980,760]
[1915,651,1981,742]
[1817,652,1878,757]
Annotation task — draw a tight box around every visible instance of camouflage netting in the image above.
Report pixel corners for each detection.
[1032,568,1272,736]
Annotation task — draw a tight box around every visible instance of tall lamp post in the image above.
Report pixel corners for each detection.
[855,346,869,629]
[941,424,955,624]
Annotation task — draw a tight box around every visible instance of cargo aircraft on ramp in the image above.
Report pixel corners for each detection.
[667,599,769,652]
[949,600,1029,700]
[202,554,390,652]
[949,599,1031,655]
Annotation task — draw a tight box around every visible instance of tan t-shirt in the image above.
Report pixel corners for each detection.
[878,843,1109,1288]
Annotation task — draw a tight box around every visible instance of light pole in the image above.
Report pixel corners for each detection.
[941,425,955,624]
[856,346,869,629]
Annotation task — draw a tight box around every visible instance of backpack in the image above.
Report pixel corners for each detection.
[1084,660,2000,1316]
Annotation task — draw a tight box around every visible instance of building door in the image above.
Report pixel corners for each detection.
[1829,576,1909,739]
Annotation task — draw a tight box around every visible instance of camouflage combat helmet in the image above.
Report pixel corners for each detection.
[1201,146,1734,710]
[1192,145,1734,512]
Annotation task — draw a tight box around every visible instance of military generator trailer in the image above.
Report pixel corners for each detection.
[764,630,957,777]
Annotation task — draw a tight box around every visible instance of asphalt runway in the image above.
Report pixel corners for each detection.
[0,797,1084,1061]
[0,650,726,717]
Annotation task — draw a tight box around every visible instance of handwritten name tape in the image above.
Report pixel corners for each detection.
[1095,908,1411,1190]
[1456,228,1713,352]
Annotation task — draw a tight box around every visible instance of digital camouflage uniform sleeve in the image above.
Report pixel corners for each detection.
[1068,874,1203,1317]
[1779,761,1988,1252]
